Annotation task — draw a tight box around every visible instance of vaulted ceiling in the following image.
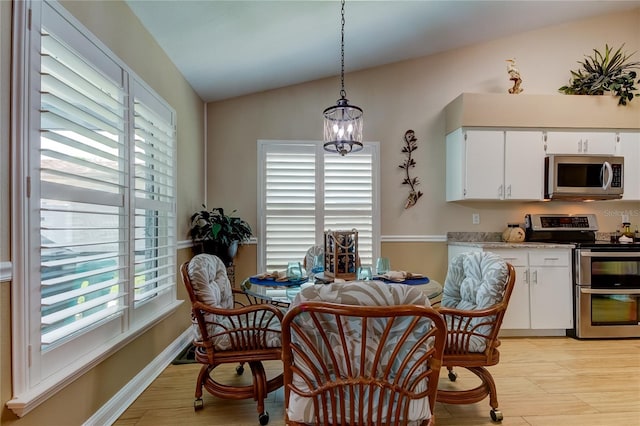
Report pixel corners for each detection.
[125,1,640,102]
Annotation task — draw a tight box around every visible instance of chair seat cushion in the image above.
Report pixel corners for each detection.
[441,251,508,352]
[196,312,282,351]
[188,254,281,351]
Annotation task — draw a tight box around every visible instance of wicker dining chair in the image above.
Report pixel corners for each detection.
[282,280,447,426]
[436,251,516,423]
[180,254,284,425]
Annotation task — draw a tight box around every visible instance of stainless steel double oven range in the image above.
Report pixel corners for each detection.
[525,213,640,339]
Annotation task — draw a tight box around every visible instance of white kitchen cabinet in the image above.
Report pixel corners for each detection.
[446,129,544,201]
[504,131,546,199]
[544,131,617,155]
[493,248,573,331]
[616,132,640,201]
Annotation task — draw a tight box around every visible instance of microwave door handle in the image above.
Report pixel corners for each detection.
[601,161,613,189]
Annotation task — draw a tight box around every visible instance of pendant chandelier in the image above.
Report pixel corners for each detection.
[323,0,363,156]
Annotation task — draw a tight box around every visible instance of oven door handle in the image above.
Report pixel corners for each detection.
[579,251,640,258]
[580,287,640,295]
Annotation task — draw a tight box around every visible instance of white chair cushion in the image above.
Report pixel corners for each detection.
[441,251,508,352]
[187,253,233,309]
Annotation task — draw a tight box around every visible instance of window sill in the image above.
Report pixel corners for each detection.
[6,299,183,417]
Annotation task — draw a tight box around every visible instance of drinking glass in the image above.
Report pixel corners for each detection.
[357,265,373,281]
[287,261,303,282]
[311,254,324,274]
[376,257,390,275]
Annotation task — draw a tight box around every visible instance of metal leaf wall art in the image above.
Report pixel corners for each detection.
[399,129,423,209]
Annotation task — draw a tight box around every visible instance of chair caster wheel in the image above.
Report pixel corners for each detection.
[258,411,269,425]
[236,364,244,375]
[194,398,204,411]
[490,409,503,422]
[448,371,458,382]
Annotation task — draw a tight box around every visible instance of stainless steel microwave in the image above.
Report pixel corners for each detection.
[545,155,624,200]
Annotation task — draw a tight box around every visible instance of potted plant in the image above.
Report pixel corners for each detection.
[189,205,253,265]
[558,44,640,106]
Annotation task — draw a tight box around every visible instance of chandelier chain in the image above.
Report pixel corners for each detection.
[340,0,346,98]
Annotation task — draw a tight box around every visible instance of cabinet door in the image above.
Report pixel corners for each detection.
[445,129,465,201]
[464,130,505,199]
[617,132,640,200]
[545,131,617,154]
[529,266,573,329]
[504,131,544,200]
[501,265,530,329]
[492,249,530,329]
[529,250,572,329]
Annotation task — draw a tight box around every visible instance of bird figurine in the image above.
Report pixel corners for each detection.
[506,58,523,94]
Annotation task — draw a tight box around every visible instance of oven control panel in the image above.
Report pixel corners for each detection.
[525,213,598,231]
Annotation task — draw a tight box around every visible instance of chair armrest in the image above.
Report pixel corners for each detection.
[437,304,503,319]
[437,305,504,355]
[192,299,285,320]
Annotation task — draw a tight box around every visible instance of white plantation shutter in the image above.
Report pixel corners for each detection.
[39,12,128,348]
[324,153,375,264]
[258,141,379,272]
[132,82,176,307]
[10,0,178,403]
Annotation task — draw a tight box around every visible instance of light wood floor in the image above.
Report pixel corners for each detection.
[114,337,640,426]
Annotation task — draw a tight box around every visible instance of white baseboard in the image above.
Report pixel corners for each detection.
[499,329,568,337]
[84,328,193,426]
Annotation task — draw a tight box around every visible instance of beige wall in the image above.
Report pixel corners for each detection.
[207,7,640,283]
[1,1,203,424]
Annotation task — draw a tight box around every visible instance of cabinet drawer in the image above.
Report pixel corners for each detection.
[529,250,570,267]
[491,250,527,266]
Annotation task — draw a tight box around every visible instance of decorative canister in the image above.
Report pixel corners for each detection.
[502,224,525,243]
[324,229,358,280]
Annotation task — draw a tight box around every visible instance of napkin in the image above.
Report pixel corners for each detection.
[256,271,289,282]
[382,271,423,282]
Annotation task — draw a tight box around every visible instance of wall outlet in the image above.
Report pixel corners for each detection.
[622,213,630,223]
[472,213,480,225]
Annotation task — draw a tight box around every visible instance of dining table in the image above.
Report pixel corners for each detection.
[242,273,443,307]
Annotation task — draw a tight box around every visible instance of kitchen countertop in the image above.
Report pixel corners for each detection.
[448,241,575,249]
[446,232,574,249]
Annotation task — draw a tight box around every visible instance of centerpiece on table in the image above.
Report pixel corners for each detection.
[189,205,252,266]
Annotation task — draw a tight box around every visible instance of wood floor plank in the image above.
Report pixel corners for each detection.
[114,337,640,425]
